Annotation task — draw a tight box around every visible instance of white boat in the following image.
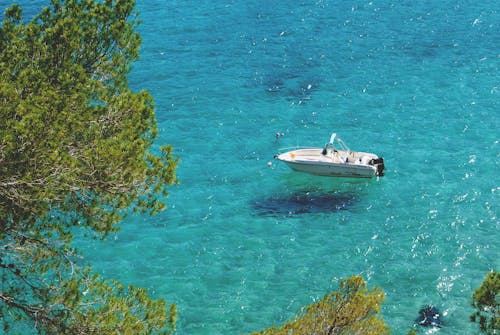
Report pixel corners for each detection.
[275,133,384,178]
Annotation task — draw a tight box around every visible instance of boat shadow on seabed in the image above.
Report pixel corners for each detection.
[250,190,358,217]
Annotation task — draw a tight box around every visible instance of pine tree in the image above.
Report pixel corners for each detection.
[251,276,389,335]
[0,1,178,333]
[471,270,500,334]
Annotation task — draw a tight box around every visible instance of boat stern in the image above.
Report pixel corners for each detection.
[369,157,385,176]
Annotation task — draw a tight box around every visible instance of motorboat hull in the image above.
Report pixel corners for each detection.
[276,148,384,178]
[284,160,376,178]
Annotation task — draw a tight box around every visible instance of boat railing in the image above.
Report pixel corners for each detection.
[276,134,352,156]
[276,146,318,154]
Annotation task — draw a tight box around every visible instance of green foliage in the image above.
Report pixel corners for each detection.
[0,0,178,333]
[251,276,389,335]
[470,270,500,334]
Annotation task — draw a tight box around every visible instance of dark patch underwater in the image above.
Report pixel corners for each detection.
[251,191,357,217]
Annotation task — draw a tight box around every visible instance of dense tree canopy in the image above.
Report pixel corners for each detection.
[0,0,177,333]
[471,270,500,334]
[251,276,389,335]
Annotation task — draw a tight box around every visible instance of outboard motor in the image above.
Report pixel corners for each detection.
[369,157,385,176]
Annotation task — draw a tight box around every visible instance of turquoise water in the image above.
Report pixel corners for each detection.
[13,1,500,334]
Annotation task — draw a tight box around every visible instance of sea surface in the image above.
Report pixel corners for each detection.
[11,1,500,334]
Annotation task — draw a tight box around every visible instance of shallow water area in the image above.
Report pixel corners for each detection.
[11,0,500,334]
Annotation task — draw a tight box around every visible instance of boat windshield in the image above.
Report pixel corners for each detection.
[336,137,350,151]
[326,133,350,152]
